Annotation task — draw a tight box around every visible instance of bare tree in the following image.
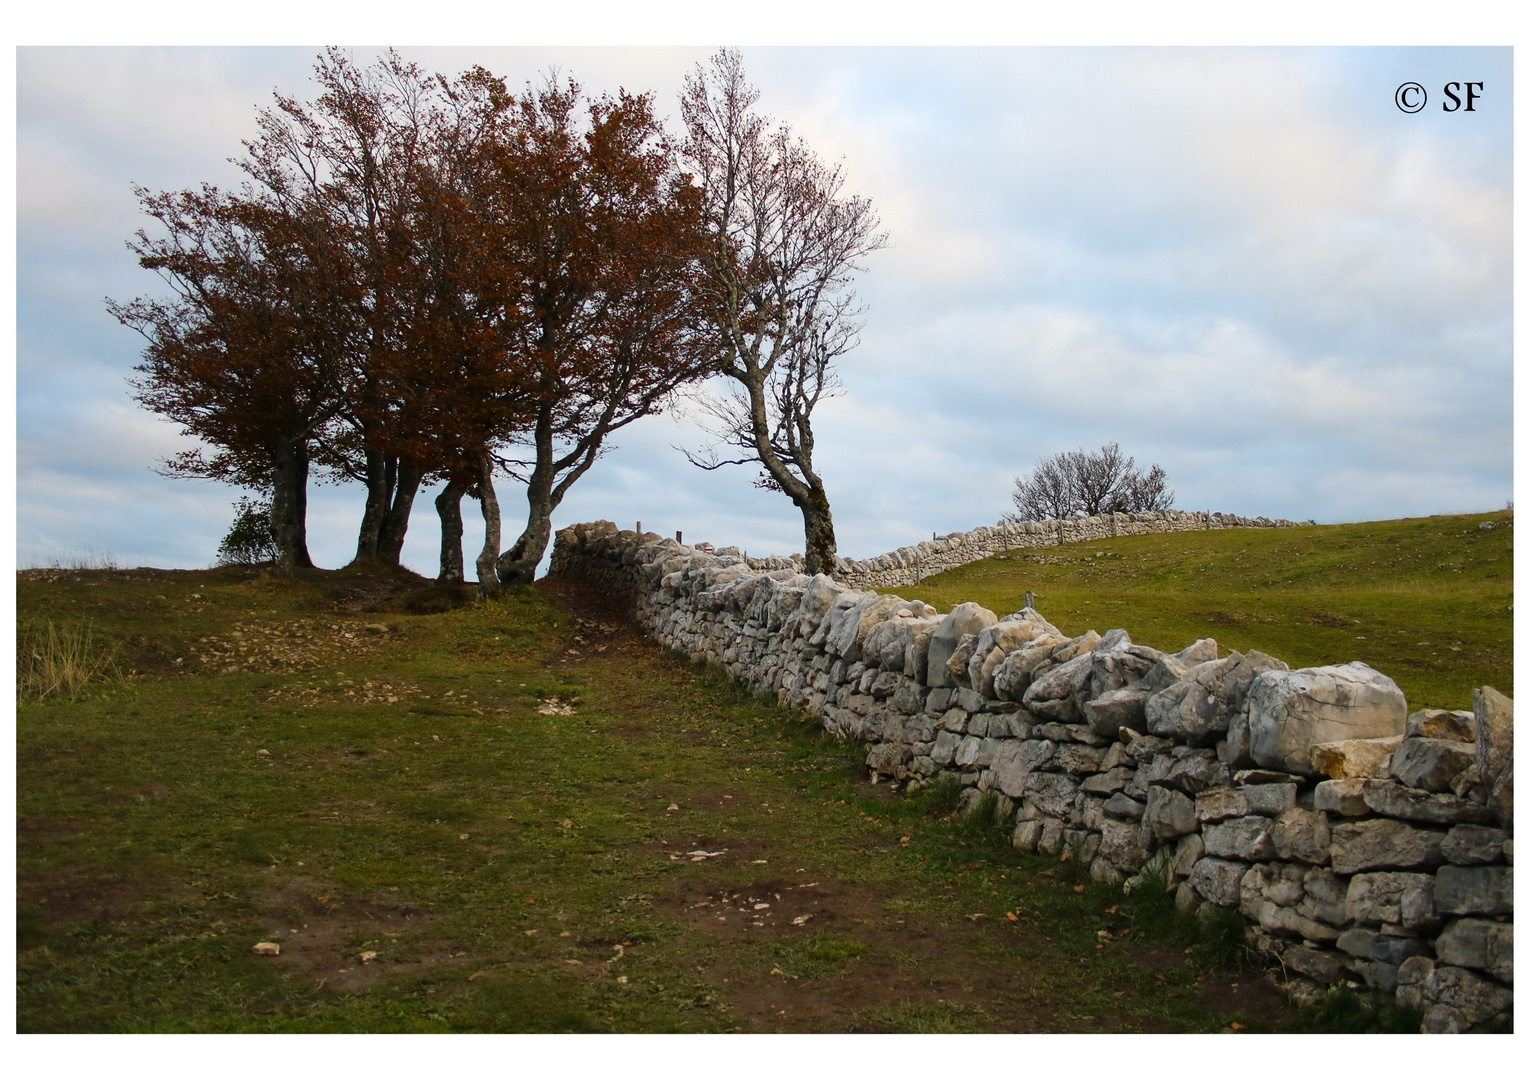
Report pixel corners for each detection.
[1006,442,1174,521]
[679,50,887,576]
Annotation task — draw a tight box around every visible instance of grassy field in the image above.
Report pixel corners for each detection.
[17,563,1338,1033]
[905,511,1513,710]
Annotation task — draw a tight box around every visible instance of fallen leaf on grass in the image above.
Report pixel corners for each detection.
[791,914,813,926]
[1005,912,1019,922]
[1073,885,1086,894]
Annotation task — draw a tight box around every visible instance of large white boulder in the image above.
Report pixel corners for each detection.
[1245,662,1407,776]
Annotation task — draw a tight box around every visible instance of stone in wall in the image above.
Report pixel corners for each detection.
[1243,663,1408,775]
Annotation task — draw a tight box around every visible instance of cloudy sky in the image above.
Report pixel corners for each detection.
[15,44,1513,575]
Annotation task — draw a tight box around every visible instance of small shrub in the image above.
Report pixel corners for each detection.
[216,496,278,565]
[1187,902,1261,973]
[17,620,117,702]
[1123,854,1177,937]
[922,774,963,816]
[1291,988,1424,1034]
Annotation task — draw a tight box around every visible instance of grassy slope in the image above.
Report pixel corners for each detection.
[901,512,1513,710]
[19,566,1299,1033]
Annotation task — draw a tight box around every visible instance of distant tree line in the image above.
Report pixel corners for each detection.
[110,50,882,585]
[1006,442,1174,522]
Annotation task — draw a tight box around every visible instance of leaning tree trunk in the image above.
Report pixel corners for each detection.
[435,480,465,582]
[377,459,423,565]
[474,454,501,597]
[270,434,315,575]
[496,469,555,586]
[798,482,838,577]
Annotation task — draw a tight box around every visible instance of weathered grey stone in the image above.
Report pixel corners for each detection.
[1143,786,1197,840]
[1036,817,1065,855]
[1177,638,1219,666]
[1271,806,1331,865]
[1330,818,1446,874]
[1314,778,1371,816]
[954,735,983,768]
[1336,927,1432,965]
[955,687,986,714]
[890,680,927,716]
[926,603,997,689]
[1022,651,1093,723]
[1011,818,1042,853]
[930,729,961,767]
[991,738,1055,799]
[1120,729,1174,762]
[1242,860,1307,907]
[936,707,969,733]
[1145,650,1289,744]
[1159,754,1228,795]
[1245,783,1298,817]
[1389,737,1477,793]
[1490,759,1513,830]
[1433,864,1512,916]
[1278,944,1349,984]
[1080,767,1133,795]
[1089,640,1167,702]
[1441,824,1507,867]
[1399,957,1514,1028]
[1049,743,1108,776]
[1196,787,1248,824]
[1351,959,1400,992]
[1233,768,1304,786]
[1098,817,1153,872]
[946,634,979,688]
[1405,708,1476,742]
[865,741,912,776]
[1172,832,1205,878]
[1175,880,1200,913]
[1023,771,1081,819]
[1472,686,1513,792]
[1247,898,1341,943]
[1203,815,1275,860]
[1434,919,1513,983]
[925,687,953,714]
[1298,867,1351,927]
[1102,790,1144,821]
[1345,872,1435,928]
[1247,663,1407,776]
[991,634,1071,701]
[1092,857,1126,886]
[1082,686,1152,738]
[1360,779,1494,826]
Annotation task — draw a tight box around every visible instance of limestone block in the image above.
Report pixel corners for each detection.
[1278,944,1350,985]
[1011,819,1042,853]
[1158,753,1227,795]
[1389,737,1476,793]
[1434,919,1513,983]
[1271,807,1331,865]
[1172,832,1205,879]
[1145,650,1288,744]
[1329,818,1445,874]
[1103,792,1145,821]
[1441,824,1508,866]
[1247,663,1406,776]
[1405,708,1477,742]
[1049,743,1108,776]
[991,738,1055,799]
[925,603,997,689]
[1245,783,1298,817]
[1082,686,1152,739]
[1345,872,1435,928]
[1023,771,1081,819]
[1080,767,1133,795]
[1490,759,1513,830]
[1434,864,1513,916]
[1099,817,1153,872]
[1195,787,1247,824]
[1314,779,1371,816]
[1203,815,1275,860]
[1022,651,1093,723]
[1472,686,1513,792]
[1335,927,1432,966]
[1360,779,1494,827]
[1143,786,1197,840]
[1398,958,1513,1030]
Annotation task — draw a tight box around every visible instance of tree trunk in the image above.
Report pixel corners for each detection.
[270,435,314,575]
[435,480,465,582]
[496,468,555,586]
[474,454,501,597]
[800,481,838,576]
[377,459,423,565]
[352,448,391,564]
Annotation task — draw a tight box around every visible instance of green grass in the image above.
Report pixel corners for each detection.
[903,511,1513,710]
[19,541,1461,1033]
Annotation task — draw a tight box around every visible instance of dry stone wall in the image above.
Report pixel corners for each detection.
[550,520,1514,1032]
[813,510,1307,591]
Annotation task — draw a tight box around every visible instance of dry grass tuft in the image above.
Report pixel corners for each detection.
[17,620,118,702]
